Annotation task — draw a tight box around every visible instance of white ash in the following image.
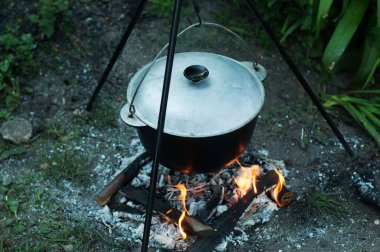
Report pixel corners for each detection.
[240,195,278,226]
[215,205,228,217]
[95,139,289,251]
[215,228,249,252]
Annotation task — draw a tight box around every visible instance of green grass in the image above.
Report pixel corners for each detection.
[47,122,80,142]
[298,191,345,221]
[87,105,118,128]
[0,139,27,161]
[0,170,125,252]
[40,149,92,185]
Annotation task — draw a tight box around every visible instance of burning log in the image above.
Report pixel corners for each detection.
[352,172,380,210]
[121,184,216,238]
[269,186,294,207]
[187,170,293,252]
[94,152,151,206]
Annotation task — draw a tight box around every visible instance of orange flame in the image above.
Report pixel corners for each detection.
[161,209,173,223]
[273,169,286,207]
[233,161,260,197]
[174,184,189,240]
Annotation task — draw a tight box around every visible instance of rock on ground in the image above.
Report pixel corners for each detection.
[0,118,33,144]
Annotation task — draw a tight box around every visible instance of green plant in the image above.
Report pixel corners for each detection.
[300,191,345,220]
[88,105,118,128]
[250,0,379,84]
[0,141,26,161]
[40,150,92,185]
[324,90,380,147]
[47,123,79,142]
[0,0,73,116]
[29,0,73,39]
[0,33,36,113]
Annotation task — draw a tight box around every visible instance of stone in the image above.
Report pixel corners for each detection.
[0,118,33,144]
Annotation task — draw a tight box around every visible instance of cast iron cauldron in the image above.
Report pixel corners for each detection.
[121,52,266,173]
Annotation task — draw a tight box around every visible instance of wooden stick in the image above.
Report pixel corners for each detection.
[121,184,216,238]
[93,152,151,206]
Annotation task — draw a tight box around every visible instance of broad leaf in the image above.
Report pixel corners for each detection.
[322,0,370,70]
[315,0,334,35]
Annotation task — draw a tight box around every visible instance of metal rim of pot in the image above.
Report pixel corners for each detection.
[121,22,267,138]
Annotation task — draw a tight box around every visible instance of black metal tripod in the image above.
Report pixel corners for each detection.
[86,1,354,251]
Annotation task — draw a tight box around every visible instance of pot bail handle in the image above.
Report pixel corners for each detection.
[127,22,261,117]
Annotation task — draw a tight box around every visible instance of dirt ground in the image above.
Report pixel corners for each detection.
[1,1,380,251]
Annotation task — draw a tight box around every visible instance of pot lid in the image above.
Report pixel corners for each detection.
[125,52,265,137]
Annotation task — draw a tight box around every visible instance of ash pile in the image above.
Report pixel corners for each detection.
[95,149,293,251]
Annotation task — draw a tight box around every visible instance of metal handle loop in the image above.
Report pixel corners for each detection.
[128,22,260,116]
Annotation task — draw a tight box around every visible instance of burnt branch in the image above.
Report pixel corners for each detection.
[352,172,380,210]
[121,184,216,238]
[94,152,151,206]
[187,170,293,252]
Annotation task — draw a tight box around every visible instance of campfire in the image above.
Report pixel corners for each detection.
[94,146,293,251]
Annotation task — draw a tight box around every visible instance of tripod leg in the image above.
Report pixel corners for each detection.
[244,0,354,157]
[141,0,183,251]
[86,0,149,111]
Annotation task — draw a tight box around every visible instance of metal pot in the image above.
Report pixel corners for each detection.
[121,50,266,173]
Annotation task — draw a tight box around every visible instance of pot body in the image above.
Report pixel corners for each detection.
[136,118,257,174]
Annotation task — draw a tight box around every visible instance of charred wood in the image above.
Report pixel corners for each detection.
[352,172,380,210]
[197,186,225,222]
[268,186,294,207]
[94,152,151,206]
[187,170,286,252]
[121,184,216,238]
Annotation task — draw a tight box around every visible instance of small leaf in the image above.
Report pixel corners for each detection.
[0,60,10,72]
[35,187,45,201]
[6,197,19,217]
[13,224,26,234]
[4,218,14,226]
[0,146,26,161]
[29,14,39,23]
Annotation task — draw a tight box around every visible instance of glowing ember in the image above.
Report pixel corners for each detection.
[161,209,173,223]
[234,161,260,196]
[273,169,286,207]
[175,184,189,240]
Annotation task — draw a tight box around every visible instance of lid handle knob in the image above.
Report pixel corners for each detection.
[184,65,209,82]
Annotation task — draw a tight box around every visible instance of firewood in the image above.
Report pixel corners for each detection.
[187,170,284,252]
[352,172,380,210]
[268,186,294,207]
[121,184,216,238]
[197,186,225,222]
[94,152,151,206]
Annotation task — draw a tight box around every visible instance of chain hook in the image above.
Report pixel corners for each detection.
[128,104,136,118]
[187,0,201,27]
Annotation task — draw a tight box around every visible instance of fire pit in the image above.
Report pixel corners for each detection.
[94,142,293,251]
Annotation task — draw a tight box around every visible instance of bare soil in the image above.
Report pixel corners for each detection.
[1,1,380,251]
